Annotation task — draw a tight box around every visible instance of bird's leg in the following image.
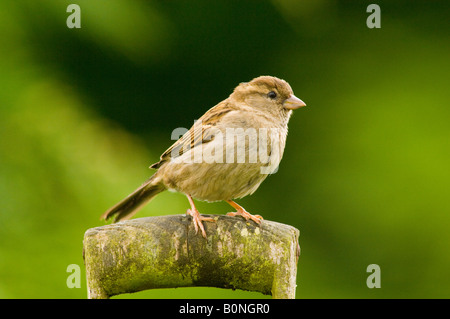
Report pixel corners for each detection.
[186,194,215,238]
[226,200,263,224]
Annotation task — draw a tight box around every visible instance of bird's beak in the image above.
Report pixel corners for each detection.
[283,94,306,110]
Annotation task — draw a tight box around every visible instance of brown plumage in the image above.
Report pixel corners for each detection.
[101,76,306,238]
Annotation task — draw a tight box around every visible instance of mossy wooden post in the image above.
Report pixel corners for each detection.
[83,215,300,299]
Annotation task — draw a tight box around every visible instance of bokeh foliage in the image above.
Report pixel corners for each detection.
[0,0,449,298]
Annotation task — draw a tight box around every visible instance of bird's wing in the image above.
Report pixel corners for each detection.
[150,100,235,169]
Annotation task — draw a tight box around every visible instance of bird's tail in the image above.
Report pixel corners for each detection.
[101,175,166,222]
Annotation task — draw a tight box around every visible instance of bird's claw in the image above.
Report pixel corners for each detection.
[226,210,263,224]
[186,209,215,238]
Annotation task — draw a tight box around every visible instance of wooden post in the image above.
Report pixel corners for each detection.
[83,215,300,299]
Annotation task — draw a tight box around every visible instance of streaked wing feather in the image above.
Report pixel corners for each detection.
[150,100,235,169]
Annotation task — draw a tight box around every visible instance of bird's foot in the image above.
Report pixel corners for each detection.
[225,200,263,224]
[226,209,263,225]
[186,208,215,238]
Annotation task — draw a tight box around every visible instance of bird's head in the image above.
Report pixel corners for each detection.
[231,76,306,118]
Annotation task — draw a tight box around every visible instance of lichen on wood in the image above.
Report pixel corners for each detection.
[83,214,300,299]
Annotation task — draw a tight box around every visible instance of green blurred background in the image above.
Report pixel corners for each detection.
[1,0,449,298]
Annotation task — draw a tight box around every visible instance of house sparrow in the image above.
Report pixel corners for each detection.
[101,76,306,238]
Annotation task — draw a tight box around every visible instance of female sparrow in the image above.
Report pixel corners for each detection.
[101,76,306,238]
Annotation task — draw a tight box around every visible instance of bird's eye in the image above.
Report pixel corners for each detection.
[267,91,277,99]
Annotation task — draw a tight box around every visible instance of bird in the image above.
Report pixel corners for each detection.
[101,75,306,238]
